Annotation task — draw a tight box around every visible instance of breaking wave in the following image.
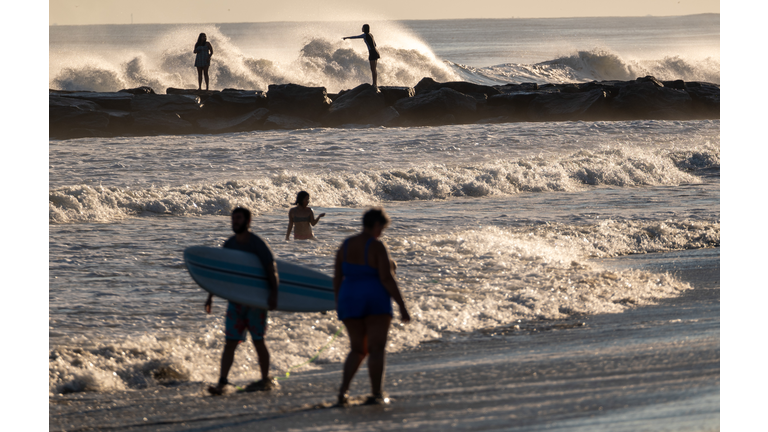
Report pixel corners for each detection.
[450,48,720,86]
[49,144,719,224]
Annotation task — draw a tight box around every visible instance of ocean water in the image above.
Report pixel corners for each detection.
[48,16,720,396]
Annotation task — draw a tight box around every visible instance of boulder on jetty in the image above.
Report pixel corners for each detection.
[119,86,155,95]
[49,95,110,138]
[196,108,270,133]
[394,87,477,125]
[267,84,332,120]
[414,77,501,100]
[378,86,415,106]
[325,84,387,126]
[52,91,134,111]
[202,89,268,117]
[48,76,720,139]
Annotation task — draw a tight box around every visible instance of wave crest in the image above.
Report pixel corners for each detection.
[49,145,717,224]
[450,48,720,86]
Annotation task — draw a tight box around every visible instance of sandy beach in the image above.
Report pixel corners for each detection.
[49,247,719,431]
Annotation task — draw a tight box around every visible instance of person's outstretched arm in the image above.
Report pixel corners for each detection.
[343,34,365,40]
[285,210,294,240]
[204,293,214,313]
[310,209,326,226]
[253,240,280,310]
[374,241,410,323]
[263,259,279,310]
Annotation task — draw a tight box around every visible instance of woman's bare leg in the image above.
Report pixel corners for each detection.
[197,67,203,90]
[339,318,368,397]
[203,67,210,91]
[369,60,378,91]
[364,314,391,395]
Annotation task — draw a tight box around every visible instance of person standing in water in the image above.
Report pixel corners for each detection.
[334,208,410,406]
[343,24,381,92]
[205,207,279,395]
[285,191,326,240]
[194,33,213,91]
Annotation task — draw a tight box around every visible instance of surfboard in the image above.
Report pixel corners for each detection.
[184,246,335,312]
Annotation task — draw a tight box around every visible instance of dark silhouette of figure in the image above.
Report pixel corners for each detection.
[194,33,213,90]
[285,191,326,241]
[205,207,279,395]
[333,208,410,406]
[343,24,381,92]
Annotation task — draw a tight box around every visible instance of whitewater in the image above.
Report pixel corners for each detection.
[49,15,719,400]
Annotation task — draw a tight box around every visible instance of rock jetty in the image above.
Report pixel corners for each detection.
[49,76,719,139]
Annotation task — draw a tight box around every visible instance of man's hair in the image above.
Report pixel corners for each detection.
[231,207,252,221]
[362,207,390,229]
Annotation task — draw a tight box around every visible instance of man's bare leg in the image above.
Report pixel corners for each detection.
[370,60,379,92]
[208,339,239,394]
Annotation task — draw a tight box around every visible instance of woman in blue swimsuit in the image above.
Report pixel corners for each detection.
[343,24,381,92]
[333,208,410,406]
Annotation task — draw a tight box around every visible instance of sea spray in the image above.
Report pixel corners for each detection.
[50,25,458,93]
[50,22,720,93]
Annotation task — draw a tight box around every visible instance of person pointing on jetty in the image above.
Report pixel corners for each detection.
[343,24,381,92]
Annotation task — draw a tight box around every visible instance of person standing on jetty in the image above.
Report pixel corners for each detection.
[334,208,410,406]
[205,207,279,395]
[285,191,326,241]
[194,33,213,91]
[343,24,381,92]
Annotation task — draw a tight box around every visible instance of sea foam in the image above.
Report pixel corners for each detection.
[49,219,716,394]
[49,144,718,224]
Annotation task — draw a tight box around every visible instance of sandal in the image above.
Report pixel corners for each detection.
[242,378,279,392]
[336,393,350,407]
[364,392,390,405]
[207,378,228,395]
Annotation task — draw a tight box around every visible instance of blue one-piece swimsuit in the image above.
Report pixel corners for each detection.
[337,238,393,320]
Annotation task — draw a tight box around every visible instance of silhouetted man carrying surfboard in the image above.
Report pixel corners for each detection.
[205,207,280,395]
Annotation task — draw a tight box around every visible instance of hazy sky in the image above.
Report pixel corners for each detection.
[49,0,720,26]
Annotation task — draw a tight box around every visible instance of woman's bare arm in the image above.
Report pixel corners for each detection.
[333,246,344,303]
[374,241,410,322]
[310,209,326,226]
[285,209,294,240]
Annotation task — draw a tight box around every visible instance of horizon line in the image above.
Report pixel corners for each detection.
[49,12,720,27]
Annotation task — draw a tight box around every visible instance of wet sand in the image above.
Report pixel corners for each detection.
[49,248,719,431]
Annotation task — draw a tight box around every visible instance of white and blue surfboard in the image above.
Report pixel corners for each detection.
[184,246,335,312]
